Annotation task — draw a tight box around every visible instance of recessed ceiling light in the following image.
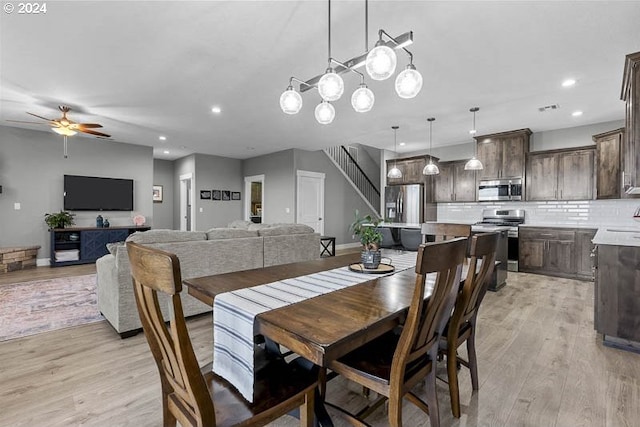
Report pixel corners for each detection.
[399,142,406,146]
[562,79,577,87]
[159,136,167,141]
[572,111,583,117]
[211,106,222,114]
[163,150,170,154]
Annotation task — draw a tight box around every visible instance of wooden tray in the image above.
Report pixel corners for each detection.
[348,263,395,274]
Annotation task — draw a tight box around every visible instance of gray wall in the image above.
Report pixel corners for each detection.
[0,125,153,260]
[194,153,243,230]
[243,150,295,224]
[293,149,378,245]
[349,143,382,192]
[153,159,174,229]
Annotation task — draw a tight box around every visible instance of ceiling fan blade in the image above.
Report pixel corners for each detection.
[26,112,55,122]
[6,119,47,124]
[79,128,111,138]
[76,123,103,129]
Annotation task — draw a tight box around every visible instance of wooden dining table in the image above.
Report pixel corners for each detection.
[184,252,421,367]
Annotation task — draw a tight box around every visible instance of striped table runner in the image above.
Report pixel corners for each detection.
[212,251,418,402]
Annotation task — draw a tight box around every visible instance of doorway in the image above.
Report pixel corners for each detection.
[179,173,194,231]
[244,174,265,224]
[296,170,325,235]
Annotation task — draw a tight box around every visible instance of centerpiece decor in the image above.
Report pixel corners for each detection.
[44,211,76,230]
[349,210,383,269]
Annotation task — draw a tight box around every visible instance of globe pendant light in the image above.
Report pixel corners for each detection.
[315,100,335,125]
[464,107,484,170]
[366,40,397,81]
[423,117,440,175]
[351,83,375,112]
[279,85,303,114]
[387,125,403,178]
[395,63,423,99]
[318,69,344,101]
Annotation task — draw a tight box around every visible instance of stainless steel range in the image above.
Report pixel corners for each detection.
[474,209,525,272]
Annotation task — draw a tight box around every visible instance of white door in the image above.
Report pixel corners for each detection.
[296,170,325,235]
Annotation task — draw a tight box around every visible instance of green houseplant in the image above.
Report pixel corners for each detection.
[349,210,383,269]
[44,210,76,230]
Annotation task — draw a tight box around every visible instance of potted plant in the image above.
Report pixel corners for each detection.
[44,210,76,230]
[349,210,383,269]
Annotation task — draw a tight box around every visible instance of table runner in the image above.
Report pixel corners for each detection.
[212,251,418,402]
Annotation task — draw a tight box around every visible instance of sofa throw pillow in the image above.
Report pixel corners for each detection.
[126,229,207,244]
[206,228,259,240]
[256,224,315,236]
[106,241,125,255]
[227,220,252,229]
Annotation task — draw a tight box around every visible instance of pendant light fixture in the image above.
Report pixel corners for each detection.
[351,1,375,113]
[387,125,403,178]
[279,80,303,115]
[464,107,484,170]
[315,100,335,124]
[423,117,440,175]
[317,0,344,103]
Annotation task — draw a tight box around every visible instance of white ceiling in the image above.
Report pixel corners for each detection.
[1,1,639,160]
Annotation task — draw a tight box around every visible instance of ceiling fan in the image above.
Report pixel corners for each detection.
[8,105,111,138]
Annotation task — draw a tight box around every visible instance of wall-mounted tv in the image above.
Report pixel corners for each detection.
[64,175,134,211]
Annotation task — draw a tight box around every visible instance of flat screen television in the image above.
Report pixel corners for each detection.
[64,175,134,211]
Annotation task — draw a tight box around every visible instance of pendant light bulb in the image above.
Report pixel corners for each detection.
[387,125,403,178]
[315,100,335,125]
[423,117,439,175]
[351,84,375,113]
[464,107,483,170]
[395,64,423,99]
[279,85,303,114]
[366,41,397,81]
[318,68,344,101]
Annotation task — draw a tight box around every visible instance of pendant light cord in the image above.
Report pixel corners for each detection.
[365,0,368,53]
[327,0,332,66]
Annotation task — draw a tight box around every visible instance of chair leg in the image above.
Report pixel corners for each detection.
[425,369,440,427]
[300,388,315,427]
[387,392,403,427]
[446,343,461,418]
[467,328,479,391]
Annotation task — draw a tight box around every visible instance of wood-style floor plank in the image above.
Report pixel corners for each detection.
[1,268,639,427]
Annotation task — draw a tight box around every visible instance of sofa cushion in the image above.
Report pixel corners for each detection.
[206,228,259,240]
[106,241,125,255]
[126,229,207,244]
[227,220,252,229]
[256,224,315,236]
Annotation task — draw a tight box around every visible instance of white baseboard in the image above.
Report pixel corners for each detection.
[335,242,361,250]
[37,258,51,267]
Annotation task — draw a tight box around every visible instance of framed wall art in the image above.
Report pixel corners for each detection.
[231,191,241,200]
[212,190,222,201]
[222,190,231,201]
[200,190,212,200]
[152,185,163,203]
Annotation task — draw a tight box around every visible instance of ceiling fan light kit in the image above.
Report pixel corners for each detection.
[464,107,484,171]
[279,0,422,124]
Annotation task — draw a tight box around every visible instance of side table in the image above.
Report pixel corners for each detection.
[320,236,336,257]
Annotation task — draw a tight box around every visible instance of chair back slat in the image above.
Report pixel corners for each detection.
[421,223,471,246]
[127,242,215,426]
[391,238,467,388]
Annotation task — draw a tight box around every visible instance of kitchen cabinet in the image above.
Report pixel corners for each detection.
[475,128,531,180]
[434,160,476,202]
[519,227,596,280]
[386,155,428,185]
[526,147,595,201]
[620,51,640,196]
[593,128,624,199]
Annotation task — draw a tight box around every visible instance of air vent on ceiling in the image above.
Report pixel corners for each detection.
[538,104,561,112]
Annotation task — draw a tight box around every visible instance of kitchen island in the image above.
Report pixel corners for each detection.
[593,227,640,353]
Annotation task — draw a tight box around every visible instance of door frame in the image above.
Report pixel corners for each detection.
[244,174,265,223]
[179,173,195,231]
[296,170,325,235]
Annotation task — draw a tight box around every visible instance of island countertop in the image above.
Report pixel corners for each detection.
[593,227,640,247]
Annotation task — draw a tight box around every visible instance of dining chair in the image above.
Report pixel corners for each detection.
[126,242,317,427]
[421,223,471,244]
[439,232,498,418]
[327,237,468,427]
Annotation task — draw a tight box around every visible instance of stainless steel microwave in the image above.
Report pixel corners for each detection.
[478,178,522,201]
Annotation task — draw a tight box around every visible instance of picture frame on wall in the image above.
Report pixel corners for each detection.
[231,191,241,200]
[212,190,222,201]
[152,185,163,203]
[222,190,231,201]
[200,190,212,200]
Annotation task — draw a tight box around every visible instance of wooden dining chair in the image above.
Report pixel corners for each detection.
[126,242,317,427]
[327,237,468,427]
[421,223,471,244]
[439,232,499,418]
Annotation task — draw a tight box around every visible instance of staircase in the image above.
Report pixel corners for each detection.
[324,146,381,217]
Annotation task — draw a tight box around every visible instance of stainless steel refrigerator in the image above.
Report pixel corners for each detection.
[384,184,424,223]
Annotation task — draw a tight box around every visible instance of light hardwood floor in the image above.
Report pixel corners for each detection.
[1,267,638,426]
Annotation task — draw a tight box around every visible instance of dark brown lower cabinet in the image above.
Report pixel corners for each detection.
[519,227,596,280]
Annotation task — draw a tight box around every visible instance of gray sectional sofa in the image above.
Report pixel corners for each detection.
[96,222,320,337]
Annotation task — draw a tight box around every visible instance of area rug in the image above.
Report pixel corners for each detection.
[0,274,104,342]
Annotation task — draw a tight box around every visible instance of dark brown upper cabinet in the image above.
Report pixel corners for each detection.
[434,160,476,202]
[621,51,640,196]
[593,128,624,199]
[474,128,531,180]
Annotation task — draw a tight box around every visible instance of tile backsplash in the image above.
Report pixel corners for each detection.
[437,199,640,228]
